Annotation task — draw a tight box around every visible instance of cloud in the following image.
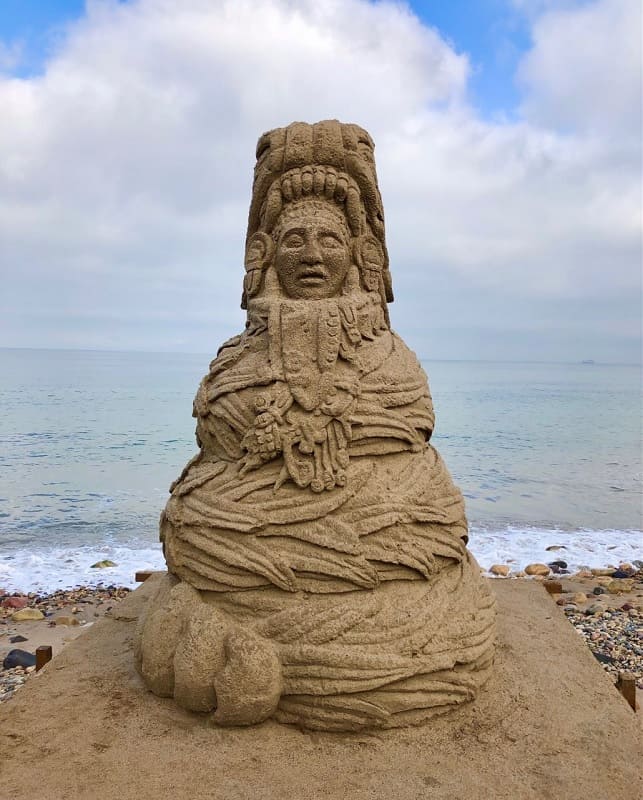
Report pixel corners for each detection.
[0,0,640,361]
[518,0,642,138]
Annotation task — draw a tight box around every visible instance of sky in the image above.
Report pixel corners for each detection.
[0,0,641,363]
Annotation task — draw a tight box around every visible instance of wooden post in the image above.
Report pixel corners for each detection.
[616,672,637,711]
[35,645,52,671]
[135,571,154,583]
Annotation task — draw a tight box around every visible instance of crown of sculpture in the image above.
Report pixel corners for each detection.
[241,120,393,318]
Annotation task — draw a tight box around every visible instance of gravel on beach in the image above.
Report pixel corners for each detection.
[1,584,131,703]
[564,605,643,688]
[1,584,131,620]
[484,560,643,692]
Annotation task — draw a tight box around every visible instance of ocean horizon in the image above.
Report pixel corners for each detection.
[5,345,641,366]
[1,347,641,593]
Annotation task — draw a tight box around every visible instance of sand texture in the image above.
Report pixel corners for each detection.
[1,575,640,800]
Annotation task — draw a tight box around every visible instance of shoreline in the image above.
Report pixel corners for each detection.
[1,563,642,703]
[1,526,641,596]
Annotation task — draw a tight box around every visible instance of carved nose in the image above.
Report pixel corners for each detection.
[301,240,322,264]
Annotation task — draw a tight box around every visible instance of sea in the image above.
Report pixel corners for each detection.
[1,348,641,594]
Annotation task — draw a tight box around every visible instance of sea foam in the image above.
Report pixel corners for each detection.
[0,527,640,594]
[469,525,642,573]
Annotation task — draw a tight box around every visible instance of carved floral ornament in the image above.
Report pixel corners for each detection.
[225,123,399,495]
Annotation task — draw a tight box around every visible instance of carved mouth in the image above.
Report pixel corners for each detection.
[297,268,328,285]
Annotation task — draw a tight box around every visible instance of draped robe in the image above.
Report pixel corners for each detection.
[150,292,495,730]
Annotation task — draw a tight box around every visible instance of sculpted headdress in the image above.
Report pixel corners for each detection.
[241,120,393,322]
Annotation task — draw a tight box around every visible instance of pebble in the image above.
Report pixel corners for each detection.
[525,563,550,576]
[489,565,510,577]
[2,649,36,669]
[1,596,28,610]
[607,579,635,594]
[11,608,44,622]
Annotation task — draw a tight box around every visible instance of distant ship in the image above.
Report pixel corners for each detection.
[581,359,596,365]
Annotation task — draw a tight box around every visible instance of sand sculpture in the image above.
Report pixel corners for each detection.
[135,120,496,731]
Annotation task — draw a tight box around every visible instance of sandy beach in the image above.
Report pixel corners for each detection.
[1,574,641,800]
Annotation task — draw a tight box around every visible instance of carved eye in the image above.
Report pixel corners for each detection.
[320,234,342,249]
[282,233,304,248]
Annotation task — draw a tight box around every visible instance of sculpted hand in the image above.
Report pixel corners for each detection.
[137,578,283,724]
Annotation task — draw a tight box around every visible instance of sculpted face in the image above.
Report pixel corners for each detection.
[274,208,350,300]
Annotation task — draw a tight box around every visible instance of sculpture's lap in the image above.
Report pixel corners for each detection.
[136,551,495,731]
[137,444,496,730]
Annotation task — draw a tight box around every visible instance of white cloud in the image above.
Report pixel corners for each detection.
[0,0,640,361]
[518,0,642,137]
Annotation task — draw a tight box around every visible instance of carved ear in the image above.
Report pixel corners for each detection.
[242,232,275,308]
[244,232,274,272]
[360,235,384,273]
[352,235,384,293]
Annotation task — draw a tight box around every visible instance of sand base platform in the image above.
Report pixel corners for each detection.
[1,576,641,800]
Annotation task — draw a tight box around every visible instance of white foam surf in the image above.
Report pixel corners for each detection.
[469,525,642,573]
[0,544,165,594]
[0,527,641,593]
